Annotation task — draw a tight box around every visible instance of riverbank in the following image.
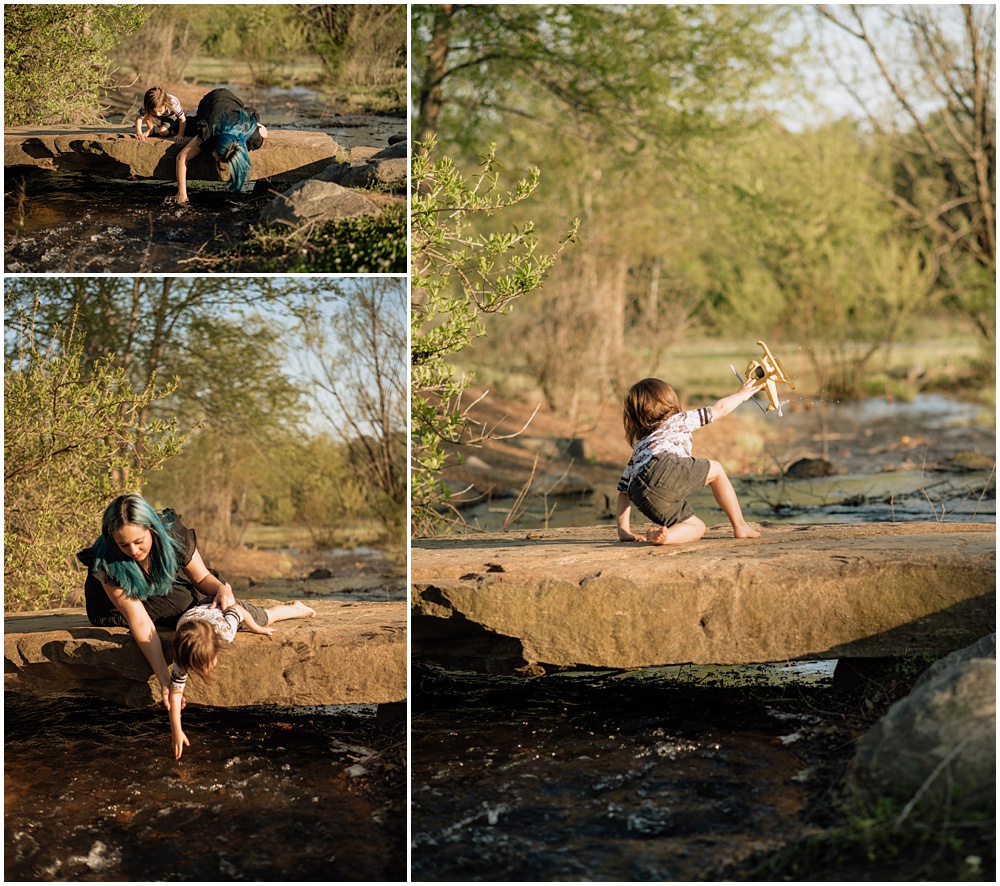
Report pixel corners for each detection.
[5,80,406,274]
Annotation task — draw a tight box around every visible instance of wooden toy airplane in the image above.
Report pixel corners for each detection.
[730,340,795,415]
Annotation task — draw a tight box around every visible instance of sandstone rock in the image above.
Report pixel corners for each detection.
[5,600,405,708]
[258,179,379,228]
[411,522,996,672]
[317,142,407,190]
[849,657,996,818]
[5,126,341,183]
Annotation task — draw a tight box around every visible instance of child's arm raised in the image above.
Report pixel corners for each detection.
[616,491,644,542]
[710,377,764,420]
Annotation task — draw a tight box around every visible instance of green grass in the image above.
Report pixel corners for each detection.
[223,203,406,273]
[462,335,992,406]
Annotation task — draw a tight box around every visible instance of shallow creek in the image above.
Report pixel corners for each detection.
[462,394,996,531]
[5,695,405,881]
[412,394,994,880]
[4,567,406,882]
[4,84,404,273]
[412,663,842,881]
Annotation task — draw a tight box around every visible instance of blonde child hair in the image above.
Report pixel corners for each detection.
[623,377,682,446]
[171,618,225,679]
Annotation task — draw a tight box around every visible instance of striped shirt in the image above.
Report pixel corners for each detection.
[169,604,242,692]
[617,407,713,492]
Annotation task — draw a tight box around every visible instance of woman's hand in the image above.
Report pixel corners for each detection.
[257,124,268,140]
[211,581,237,612]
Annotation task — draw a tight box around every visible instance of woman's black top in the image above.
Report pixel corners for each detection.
[78,509,210,629]
[190,88,264,151]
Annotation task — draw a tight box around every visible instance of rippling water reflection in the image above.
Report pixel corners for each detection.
[411,664,838,881]
[5,694,405,881]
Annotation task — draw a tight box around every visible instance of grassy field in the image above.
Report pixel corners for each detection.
[242,521,402,554]
[463,334,994,413]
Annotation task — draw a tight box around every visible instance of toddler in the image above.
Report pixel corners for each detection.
[168,597,316,759]
[135,86,188,141]
[616,376,763,546]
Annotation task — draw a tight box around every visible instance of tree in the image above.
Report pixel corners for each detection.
[708,120,939,397]
[4,318,184,611]
[412,5,803,414]
[410,141,578,534]
[144,315,305,548]
[286,279,408,533]
[296,4,407,88]
[412,4,796,146]
[4,4,148,125]
[815,4,996,342]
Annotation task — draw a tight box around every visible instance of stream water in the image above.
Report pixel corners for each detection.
[462,394,996,531]
[4,568,406,882]
[4,84,404,273]
[412,395,995,880]
[5,695,405,882]
[411,664,845,881]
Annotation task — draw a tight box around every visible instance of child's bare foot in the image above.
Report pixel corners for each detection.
[733,523,761,539]
[646,526,669,545]
[288,601,316,618]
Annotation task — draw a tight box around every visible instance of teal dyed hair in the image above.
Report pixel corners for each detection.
[208,109,258,192]
[90,495,184,600]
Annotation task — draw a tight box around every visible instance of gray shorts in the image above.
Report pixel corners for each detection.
[235,597,269,627]
[627,454,710,527]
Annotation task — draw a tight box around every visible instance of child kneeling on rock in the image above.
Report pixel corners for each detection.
[168,599,315,759]
[616,376,764,546]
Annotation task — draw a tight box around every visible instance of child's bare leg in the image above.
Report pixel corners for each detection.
[647,515,705,546]
[705,460,760,538]
[263,601,316,623]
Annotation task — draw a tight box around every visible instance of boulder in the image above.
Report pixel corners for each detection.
[849,657,996,818]
[785,457,836,478]
[4,599,405,708]
[4,126,342,183]
[915,633,996,687]
[412,522,996,673]
[258,179,379,229]
[317,142,408,190]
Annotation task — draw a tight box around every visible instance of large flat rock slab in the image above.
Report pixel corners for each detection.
[412,522,996,673]
[5,599,405,708]
[5,126,341,183]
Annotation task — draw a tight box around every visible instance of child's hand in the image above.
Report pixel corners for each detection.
[618,530,643,543]
[172,728,190,760]
[740,376,765,396]
[248,622,276,637]
[136,132,148,141]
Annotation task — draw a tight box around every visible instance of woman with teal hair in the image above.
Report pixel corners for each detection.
[172,87,269,205]
[78,494,239,709]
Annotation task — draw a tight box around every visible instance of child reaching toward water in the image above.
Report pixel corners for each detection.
[617,376,764,546]
[168,598,315,759]
[135,86,187,142]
